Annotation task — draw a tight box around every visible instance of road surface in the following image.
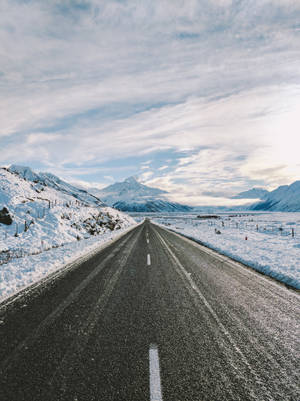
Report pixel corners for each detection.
[0,220,299,400]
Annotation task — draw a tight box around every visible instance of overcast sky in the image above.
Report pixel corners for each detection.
[1,0,300,205]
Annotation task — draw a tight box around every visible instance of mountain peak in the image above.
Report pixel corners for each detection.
[94,175,169,206]
[92,175,193,212]
[9,164,39,181]
[124,176,139,184]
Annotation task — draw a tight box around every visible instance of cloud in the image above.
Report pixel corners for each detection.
[26,133,62,145]
[68,178,107,190]
[140,170,154,181]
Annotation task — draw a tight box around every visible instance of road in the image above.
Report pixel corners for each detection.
[0,220,299,401]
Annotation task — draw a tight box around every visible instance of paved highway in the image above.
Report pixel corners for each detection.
[0,220,299,400]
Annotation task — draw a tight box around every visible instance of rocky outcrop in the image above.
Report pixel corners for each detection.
[0,207,13,225]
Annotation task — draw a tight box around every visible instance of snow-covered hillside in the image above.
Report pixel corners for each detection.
[233,188,269,200]
[251,181,300,212]
[0,166,135,265]
[9,165,105,207]
[95,176,193,212]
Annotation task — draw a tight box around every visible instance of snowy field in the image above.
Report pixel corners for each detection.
[133,212,300,290]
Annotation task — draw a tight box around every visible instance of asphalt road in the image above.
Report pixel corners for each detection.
[0,220,299,401]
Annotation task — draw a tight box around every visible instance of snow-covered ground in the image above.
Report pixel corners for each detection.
[0,167,136,302]
[0,224,137,302]
[0,167,135,258]
[148,212,300,290]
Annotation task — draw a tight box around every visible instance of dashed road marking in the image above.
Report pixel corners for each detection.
[149,344,163,401]
[147,254,151,266]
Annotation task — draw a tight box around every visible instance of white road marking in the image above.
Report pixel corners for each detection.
[149,344,163,401]
[147,253,151,266]
[147,238,150,244]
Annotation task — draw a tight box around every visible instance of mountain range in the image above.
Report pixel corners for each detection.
[250,181,300,212]
[3,165,300,214]
[232,188,269,200]
[234,181,300,212]
[97,176,300,212]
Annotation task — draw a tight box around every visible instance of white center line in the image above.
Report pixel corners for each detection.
[147,253,151,266]
[149,344,163,401]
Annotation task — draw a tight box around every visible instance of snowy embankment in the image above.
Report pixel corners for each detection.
[152,213,300,290]
[0,223,137,302]
[0,166,137,302]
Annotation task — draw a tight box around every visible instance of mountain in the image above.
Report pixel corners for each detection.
[113,200,192,212]
[251,181,300,212]
[0,166,135,264]
[94,176,167,205]
[233,188,269,200]
[9,165,105,207]
[95,176,193,212]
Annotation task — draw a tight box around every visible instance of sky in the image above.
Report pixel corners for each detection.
[1,0,300,206]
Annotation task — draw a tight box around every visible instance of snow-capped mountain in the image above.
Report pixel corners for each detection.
[95,176,193,212]
[94,176,167,205]
[233,188,269,200]
[0,166,135,264]
[251,181,300,211]
[9,165,105,207]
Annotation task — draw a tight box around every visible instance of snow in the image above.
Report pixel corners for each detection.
[150,212,300,290]
[0,224,137,302]
[95,176,192,212]
[233,187,269,200]
[0,167,137,302]
[95,176,167,205]
[113,199,192,212]
[250,181,300,211]
[9,164,105,207]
